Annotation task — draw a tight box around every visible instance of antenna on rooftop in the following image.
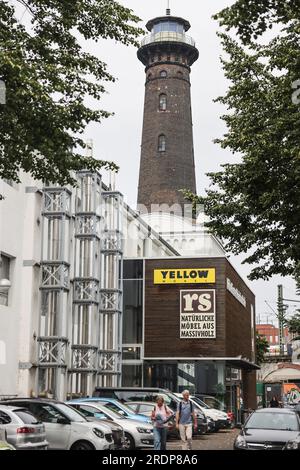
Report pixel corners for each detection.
[166,0,171,15]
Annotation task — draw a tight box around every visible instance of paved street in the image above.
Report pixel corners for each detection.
[167,429,239,450]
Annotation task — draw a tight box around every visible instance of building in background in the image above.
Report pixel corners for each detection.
[123,257,258,419]
[136,10,227,259]
[256,323,290,356]
[137,9,198,213]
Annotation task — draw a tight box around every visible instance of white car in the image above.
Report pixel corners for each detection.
[68,400,154,449]
[1,399,114,450]
[190,396,230,430]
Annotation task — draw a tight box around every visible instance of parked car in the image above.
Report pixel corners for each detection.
[194,394,233,425]
[0,429,14,450]
[0,399,113,450]
[194,394,226,412]
[92,387,208,435]
[234,408,300,450]
[72,397,151,424]
[125,401,177,438]
[190,396,231,430]
[62,406,125,450]
[68,401,153,449]
[0,405,48,450]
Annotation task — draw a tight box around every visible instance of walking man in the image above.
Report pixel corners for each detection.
[176,390,197,450]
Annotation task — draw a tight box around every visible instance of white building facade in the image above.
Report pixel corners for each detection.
[0,173,177,400]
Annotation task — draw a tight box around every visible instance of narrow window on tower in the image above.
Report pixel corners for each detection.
[159,94,167,111]
[158,134,166,153]
[160,70,167,78]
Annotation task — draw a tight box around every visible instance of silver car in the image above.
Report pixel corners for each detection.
[0,405,48,450]
[68,401,154,450]
[1,399,114,450]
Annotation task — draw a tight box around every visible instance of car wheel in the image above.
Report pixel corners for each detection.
[71,440,95,450]
[123,433,135,450]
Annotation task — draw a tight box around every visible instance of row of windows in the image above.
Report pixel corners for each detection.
[148,70,184,80]
[152,22,185,34]
[150,55,188,64]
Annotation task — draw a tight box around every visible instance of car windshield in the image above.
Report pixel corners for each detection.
[55,403,87,423]
[115,402,139,414]
[102,402,131,418]
[191,397,209,409]
[202,397,223,410]
[89,405,123,421]
[246,412,299,431]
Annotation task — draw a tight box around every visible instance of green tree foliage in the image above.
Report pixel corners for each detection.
[286,313,300,338]
[183,1,300,280]
[0,0,143,188]
[214,0,300,43]
[286,280,300,339]
[256,332,269,364]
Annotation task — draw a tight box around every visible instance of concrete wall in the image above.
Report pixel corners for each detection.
[0,175,42,397]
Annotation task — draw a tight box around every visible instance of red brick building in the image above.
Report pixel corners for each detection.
[257,324,290,354]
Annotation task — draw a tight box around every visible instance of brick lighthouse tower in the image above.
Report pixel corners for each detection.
[137,8,199,215]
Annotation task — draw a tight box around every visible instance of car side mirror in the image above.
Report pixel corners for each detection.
[57,417,70,425]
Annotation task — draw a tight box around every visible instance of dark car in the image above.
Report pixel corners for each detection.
[234,408,300,450]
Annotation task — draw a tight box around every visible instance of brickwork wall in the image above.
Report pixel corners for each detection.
[137,55,197,213]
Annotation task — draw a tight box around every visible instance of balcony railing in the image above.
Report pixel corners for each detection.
[141,32,196,47]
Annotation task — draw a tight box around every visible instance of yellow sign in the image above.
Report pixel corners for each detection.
[154,268,216,284]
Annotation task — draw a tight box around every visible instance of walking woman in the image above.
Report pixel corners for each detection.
[151,395,173,450]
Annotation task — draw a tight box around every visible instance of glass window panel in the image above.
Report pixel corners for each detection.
[123,260,143,279]
[159,94,167,111]
[0,255,10,279]
[161,22,169,32]
[122,364,143,387]
[123,280,143,344]
[14,410,39,425]
[158,134,166,152]
[122,346,141,360]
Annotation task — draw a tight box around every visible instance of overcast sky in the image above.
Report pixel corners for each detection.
[85,0,298,324]
[18,0,300,324]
